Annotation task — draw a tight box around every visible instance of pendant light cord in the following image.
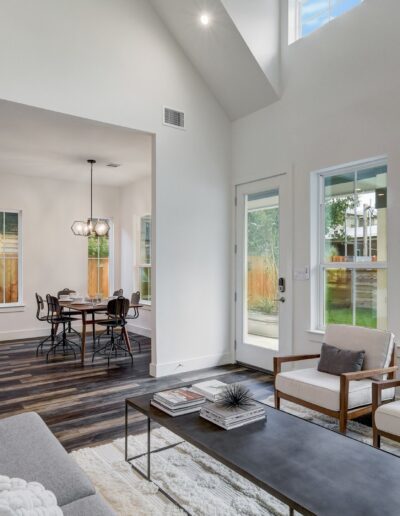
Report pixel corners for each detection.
[90,161,93,221]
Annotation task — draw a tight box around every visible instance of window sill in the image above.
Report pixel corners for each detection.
[307,329,325,336]
[0,304,26,313]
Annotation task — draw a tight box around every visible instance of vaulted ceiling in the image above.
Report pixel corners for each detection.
[150,0,281,121]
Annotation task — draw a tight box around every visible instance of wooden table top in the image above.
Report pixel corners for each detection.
[60,301,143,313]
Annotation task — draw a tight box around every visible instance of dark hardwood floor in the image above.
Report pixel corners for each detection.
[0,334,274,451]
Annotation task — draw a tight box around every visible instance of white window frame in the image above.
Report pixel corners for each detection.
[289,0,364,44]
[0,209,23,309]
[87,218,114,297]
[135,214,151,305]
[310,156,388,331]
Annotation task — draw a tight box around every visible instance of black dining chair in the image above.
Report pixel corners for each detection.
[35,293,55,356]
[57,288,82,343]
[45,295,81,362]
[92,296,133,366]
[125,291,142,352]
[113,289,123,297]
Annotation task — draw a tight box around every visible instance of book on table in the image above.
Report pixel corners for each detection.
[191,380,228,402]
[151,387,206,416]
[200,400,266,430]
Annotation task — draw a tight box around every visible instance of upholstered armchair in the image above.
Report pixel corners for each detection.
[372,379,400,448]
[274,325,397,433]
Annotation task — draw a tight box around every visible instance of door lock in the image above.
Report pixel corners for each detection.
[274,297,285,303]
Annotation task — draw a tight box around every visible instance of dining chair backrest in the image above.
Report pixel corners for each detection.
[57,288,76,299]
[107,296,129,325]
[131,291,140,305]
[35,293,46,321]
[113,289,123,297]
[46,294,62,323]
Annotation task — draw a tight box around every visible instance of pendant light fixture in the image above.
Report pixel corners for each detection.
[71,159,110,237]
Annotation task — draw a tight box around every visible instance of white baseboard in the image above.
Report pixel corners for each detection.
[149,351,233,378]
[126,323,151,338]
[0,327,54,342]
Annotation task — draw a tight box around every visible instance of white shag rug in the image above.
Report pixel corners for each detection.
[262,394,400,456]
[71,427,292,516]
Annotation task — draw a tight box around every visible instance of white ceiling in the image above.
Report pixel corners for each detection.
[0,100,152,186]
[150,0,280,121]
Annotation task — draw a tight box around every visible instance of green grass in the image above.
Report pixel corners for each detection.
[326,307,377,329]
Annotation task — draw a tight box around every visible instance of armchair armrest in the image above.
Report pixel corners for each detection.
[339,366,398,416]
[341,366,398,382]
[274,354,320,375]
[372,378,400,412]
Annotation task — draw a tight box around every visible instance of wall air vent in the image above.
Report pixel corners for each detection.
[163,107,185,130]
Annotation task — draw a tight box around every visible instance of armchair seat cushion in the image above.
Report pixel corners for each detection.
[375,400,400,436]
[276,368,395,412]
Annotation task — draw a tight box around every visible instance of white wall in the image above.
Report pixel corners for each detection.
[0,0,232,375]
[232,0,400,359]
[0,173,121,341]
[120,175,152,337]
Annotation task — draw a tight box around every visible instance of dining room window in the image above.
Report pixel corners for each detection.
[0,211,21,305]
[137,215,151,303]
[88,219,112,298]
[312,158,387,330]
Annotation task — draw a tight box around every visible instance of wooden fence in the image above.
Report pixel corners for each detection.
[247,256,278,313]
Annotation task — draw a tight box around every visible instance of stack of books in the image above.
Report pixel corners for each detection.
[191,380,228,402]
[200,401,266,430]
[151,388,206,416]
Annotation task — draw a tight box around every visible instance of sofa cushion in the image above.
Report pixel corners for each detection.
[275,368,395,412]
[318,343,365,376]
[0,412,95,507]
[325,325,394,374]
[62,494,116,515]
[375,400,400,436]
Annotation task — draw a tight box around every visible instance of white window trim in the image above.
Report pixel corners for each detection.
[310,156,388,332]
[135,214,152,305]
[0,210,23,309]
[289,0,364,44]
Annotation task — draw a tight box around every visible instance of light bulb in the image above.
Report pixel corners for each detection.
[200,13,210,26]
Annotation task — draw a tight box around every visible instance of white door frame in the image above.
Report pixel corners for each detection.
[234,173,293,372]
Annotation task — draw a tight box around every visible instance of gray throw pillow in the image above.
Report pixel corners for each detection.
[317,343,365,376]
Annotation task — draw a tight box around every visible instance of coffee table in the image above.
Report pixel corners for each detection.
[125,393,400,515]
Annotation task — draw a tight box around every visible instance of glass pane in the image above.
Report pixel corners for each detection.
[355,269,387,329]
[301,10,329,37]
[0,212,3,253]
[140,267,151,302]
[324,173,355,262]
[140,215,151,264]
[0,258,4,304]
[331,0,362,19]
[4,212,18,255]
[325,268,353,325]
[246,190,279,350]
[356,165,387,262]
[88,235,109,298]
[301,0,329,19]
[5,257,18,303]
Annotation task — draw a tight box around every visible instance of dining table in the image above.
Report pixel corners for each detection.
[59,300,143,365]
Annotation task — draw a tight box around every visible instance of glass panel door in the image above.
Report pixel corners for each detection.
[246,189,280,351]
[236,175,292,371]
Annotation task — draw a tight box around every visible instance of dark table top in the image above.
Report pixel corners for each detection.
[127,393,400,516]
[60,301,143,313]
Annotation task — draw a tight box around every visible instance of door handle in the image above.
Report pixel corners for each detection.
[274,297,285,303]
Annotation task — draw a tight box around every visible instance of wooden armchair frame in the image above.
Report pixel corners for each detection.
[372,379,400,448]
[274,350,397,434]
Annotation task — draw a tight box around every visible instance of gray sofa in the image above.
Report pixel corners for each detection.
[0,412,115,515]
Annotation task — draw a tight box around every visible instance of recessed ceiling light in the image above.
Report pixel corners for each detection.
[200,13,210,26]
[107,163,121,168]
